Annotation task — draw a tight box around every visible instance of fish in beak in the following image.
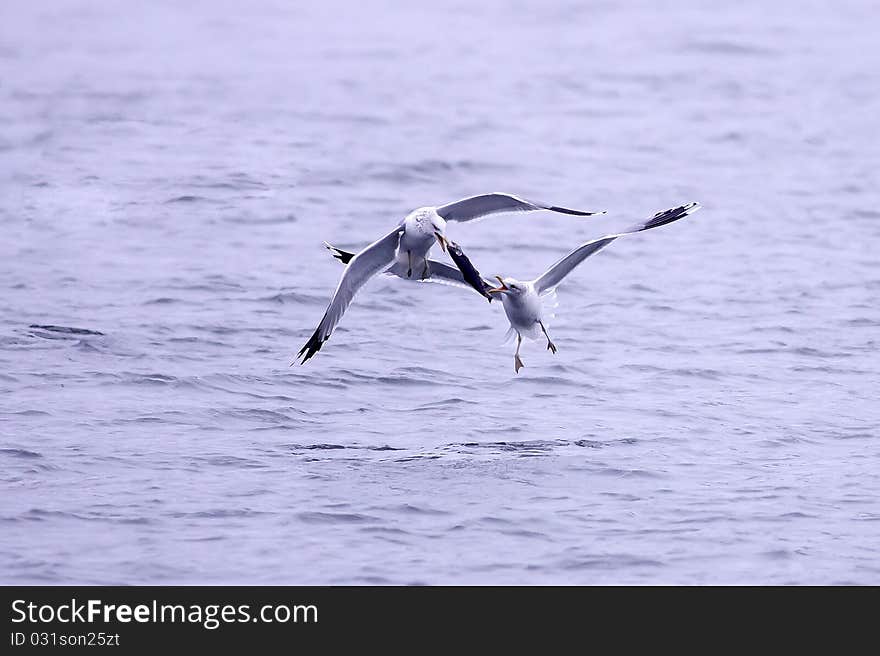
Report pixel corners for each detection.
[486,276,509,295]
[434,231,448,253]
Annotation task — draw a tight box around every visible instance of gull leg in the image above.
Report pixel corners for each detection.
[407,250,413,278]
[538,321,557,354]
[514,333,525,373]
[421,260,430,280]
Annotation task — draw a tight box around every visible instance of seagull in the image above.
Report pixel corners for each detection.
[296,193,603,363]
[483,202,701,373]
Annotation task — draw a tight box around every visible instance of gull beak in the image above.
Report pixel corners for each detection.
[486,275,508,295]
[434,231,448,253]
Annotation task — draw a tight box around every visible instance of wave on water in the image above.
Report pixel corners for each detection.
[29,324,104,336]
[0,448,43,458]
[163,195,222,204]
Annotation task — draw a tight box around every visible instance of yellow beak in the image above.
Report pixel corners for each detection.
[486,275,508,294]
[434,231,448,253]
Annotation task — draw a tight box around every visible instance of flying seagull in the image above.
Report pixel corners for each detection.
[296,193,603,363]
[483,202,701,373]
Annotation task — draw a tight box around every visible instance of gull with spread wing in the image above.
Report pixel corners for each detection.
[484,202,701,373]
[296,193,603,363]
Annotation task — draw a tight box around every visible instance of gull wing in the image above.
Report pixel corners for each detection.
[323,242,492,297]
[533,202,701,294]
[436,192,603,223]
[413,261,493,296]
[296,227,402,364]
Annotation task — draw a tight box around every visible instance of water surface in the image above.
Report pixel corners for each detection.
[1,0,879,584]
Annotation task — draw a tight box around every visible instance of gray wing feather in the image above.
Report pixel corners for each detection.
[386,259,492,296]
[533,202,700,294]
[436,192,602,223]
[416,260,493,295]
[297,227,402,363]
[322,242,491,297]
[532,236,620,294]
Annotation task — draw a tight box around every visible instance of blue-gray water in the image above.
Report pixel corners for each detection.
[2,0,879,584]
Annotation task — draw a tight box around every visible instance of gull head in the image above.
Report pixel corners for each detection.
[487,276,526,297]
[405,207,448,252]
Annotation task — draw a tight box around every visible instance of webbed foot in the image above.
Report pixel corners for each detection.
[514,355,525,373]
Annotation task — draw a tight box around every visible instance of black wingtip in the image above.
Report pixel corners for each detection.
[548,206,606,217]
[296,328,328,365]
[642,202,701,231]
[324,242,355,265]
